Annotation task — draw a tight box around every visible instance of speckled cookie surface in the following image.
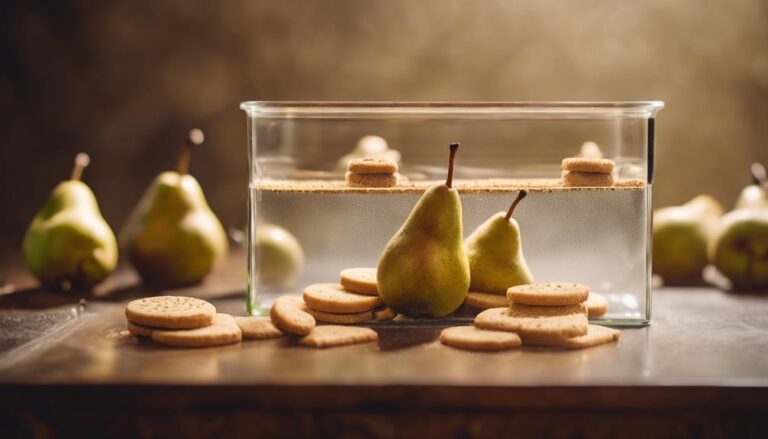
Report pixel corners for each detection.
[507,282,590,306]
[346,172,398,188]
[340,268,379,295]
[586,293,609,318]
[440,326,522,351]
[561,157,615,173]
[270,295,316,336]
[521,324,620,349]
[303,283,383,313]
[298,325,379,348]
[234,316,284,339]
[347,158,398,174]
[151,313,242,348]
[562,170,614,187]
[474,303,588,338]
[125,296,215,329]
[464,291,509,309]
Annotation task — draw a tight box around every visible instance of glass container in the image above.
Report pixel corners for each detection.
[240,102,664,326]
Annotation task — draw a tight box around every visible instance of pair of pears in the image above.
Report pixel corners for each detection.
[22,130,227,291]
[377,143,533,317]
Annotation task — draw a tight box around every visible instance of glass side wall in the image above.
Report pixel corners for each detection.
[241,102,663,325]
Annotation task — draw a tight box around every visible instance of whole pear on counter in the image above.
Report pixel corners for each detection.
[465,190,534,294]
[709,208,768,291]
[255,224,304,288]
[377,142,470,317]
[121,129,228,286]
[653,195,723,285]
[735,163,768,210]
[23,153,117,291]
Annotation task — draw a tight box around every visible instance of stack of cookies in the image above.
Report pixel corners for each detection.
[267,267,394,348]
[441,282,619,351]
[346,158,399,188]
[125,296,242,348]
[561,157,615,187]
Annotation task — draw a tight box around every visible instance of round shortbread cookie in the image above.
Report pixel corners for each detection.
[126,320,154,337]
[586,293,609,318]
[562,170,614,187]
[474,303,588,338]
[507,282,590,306]
[270,295,316,336]
[440,326,522,351]
[303,283,383,313]
[346,172,398,188]
[304,307,373,325]
[348,158,398,174]
[299,325,379,348]
[373,307,397,321]
[340,268,379,296]
[125,296,215,329]
[465,292,509,310]
[151,313,242,348]
[521,324,620,349]
[234,316,284,339]
[561,157,615,174]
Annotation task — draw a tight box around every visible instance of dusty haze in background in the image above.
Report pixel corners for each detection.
[1,0,767,248]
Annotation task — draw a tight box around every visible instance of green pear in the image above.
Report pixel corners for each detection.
[121,129,228,286]
[377,143,469,317]
[465,191,534,294]
[23,153,118,291]
[735,163,768,210]
[709,208,768,291]
[653,195,723,285]
[255,224,303,288]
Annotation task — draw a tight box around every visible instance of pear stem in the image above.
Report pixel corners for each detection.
[70,153,90,181]
[177,128,205,175]
[446,142,459,188]
[751,162,767,189]
[505,190,527,221]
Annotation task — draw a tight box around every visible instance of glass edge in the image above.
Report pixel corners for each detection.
[239,101,665,116]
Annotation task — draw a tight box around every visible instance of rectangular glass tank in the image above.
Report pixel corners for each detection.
[241,102,664,326]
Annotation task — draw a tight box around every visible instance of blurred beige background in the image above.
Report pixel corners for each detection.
[1,0,767,251]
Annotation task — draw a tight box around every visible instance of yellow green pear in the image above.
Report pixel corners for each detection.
[23,153,118,291]
[735,163,768,210]
[709,208,768,291]
[255,223,304,288]
[121,129,228,286]
[465,191,534,294]
[377,143,469,317]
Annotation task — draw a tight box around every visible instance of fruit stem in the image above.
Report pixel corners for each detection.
[505,190,527,221]
[751,162,767,189]
[70,153,90,181]
[446,142,459,188]
[177,128,205,175]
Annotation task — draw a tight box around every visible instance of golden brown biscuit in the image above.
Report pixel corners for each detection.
[234,316,284,339]
[561,157,615,173]
[340,267,379,296]
[346,172,398,188]
[521,324,620,349]
[299,325,379,348]
[474,303,588,338]
[562,170,614,187]
[464,291,509,309]
[303,283,383,313]
[348,158,398,174]
[586,293,609,318]
[151,313,242,348]
[126,320,154,337]
[270,295,316,336]
[507,282,590,306]
[440,326,522,351]
[125,296,215,329]
[304,307,373,325]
